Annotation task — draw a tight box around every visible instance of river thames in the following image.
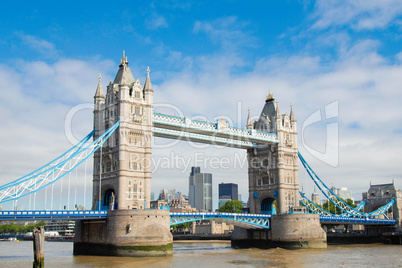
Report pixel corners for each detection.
[0,241,401,267]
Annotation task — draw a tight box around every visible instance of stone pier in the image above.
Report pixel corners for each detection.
[74,210,173,257]
[231,214,327,249]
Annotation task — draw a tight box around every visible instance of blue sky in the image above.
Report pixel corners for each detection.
[0,1,402,210]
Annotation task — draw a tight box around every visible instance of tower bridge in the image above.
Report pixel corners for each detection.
[0,53,400,256]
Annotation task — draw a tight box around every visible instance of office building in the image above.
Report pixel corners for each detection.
[188,167,212,212]
[218,183,238,208]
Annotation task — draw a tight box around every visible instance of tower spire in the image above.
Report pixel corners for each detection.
[290,103,296,122]
[120,50,128,66]
[246,108,254,129]
[143,66,153,92]
[266,90,274,102]
[275,101,281,119]
[94,73,105,99]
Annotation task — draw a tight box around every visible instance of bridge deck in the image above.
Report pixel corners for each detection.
[0,210,396,227]
[0,210,107,220]
[319,216,396,225]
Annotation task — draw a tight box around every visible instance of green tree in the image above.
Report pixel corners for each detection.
[217,200,243,213]
[322,198,358,214]
[0,220,47,235]
[172,222,191,231]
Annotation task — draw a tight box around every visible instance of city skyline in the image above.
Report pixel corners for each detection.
[0,1,402,210]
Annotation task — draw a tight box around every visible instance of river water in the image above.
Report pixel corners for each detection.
[0,241,401,267]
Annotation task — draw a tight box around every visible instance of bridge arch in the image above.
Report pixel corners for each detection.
[102,188,116,210]
[261,198,276,215]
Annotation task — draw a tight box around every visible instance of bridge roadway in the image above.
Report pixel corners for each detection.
[0,210,396,228]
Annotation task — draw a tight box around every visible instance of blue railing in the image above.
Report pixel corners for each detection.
[0,210,397,227]
[0,210,107,220]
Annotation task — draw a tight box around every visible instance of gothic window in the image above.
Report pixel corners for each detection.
[133,184,138,193]
[251,158,260,168]
[135,106,141,115]
[106,160,111,172]
[113,160,117,171]
[263,176,269,184]
[135,91,141,98]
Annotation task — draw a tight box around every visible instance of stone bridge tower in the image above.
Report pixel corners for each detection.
[363,182,402,230]
[247,93,299,214]
[92,52,153,210]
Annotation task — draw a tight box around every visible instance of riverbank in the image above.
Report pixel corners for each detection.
[327,233,402,245]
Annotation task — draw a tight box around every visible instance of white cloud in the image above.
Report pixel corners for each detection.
[152,37,402,202]
[193,16,258,52]
[0,57,116,210]
[312,0,402,30]
[16,33,59,58]
[147,13,168,30]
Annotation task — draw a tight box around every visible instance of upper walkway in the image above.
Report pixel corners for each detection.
[152,112,278,148]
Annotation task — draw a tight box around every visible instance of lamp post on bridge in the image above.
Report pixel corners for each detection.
[98,143,102,211]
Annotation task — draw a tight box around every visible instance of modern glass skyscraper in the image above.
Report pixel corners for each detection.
[218,183,238,209]
[188,167,212,212]
[219,183,238,200]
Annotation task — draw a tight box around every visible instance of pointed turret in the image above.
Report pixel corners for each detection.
[255,91,276,132]
[114,51,135,85]
[275,101,281,119]
[143,67,153,92]
[290,104,296,122]
[143,67,154,124]
[246,108,253,129]
[94,74,105,100]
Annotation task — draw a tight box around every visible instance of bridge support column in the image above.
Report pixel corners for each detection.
[231,214,326,249]
[73,210,172,257]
